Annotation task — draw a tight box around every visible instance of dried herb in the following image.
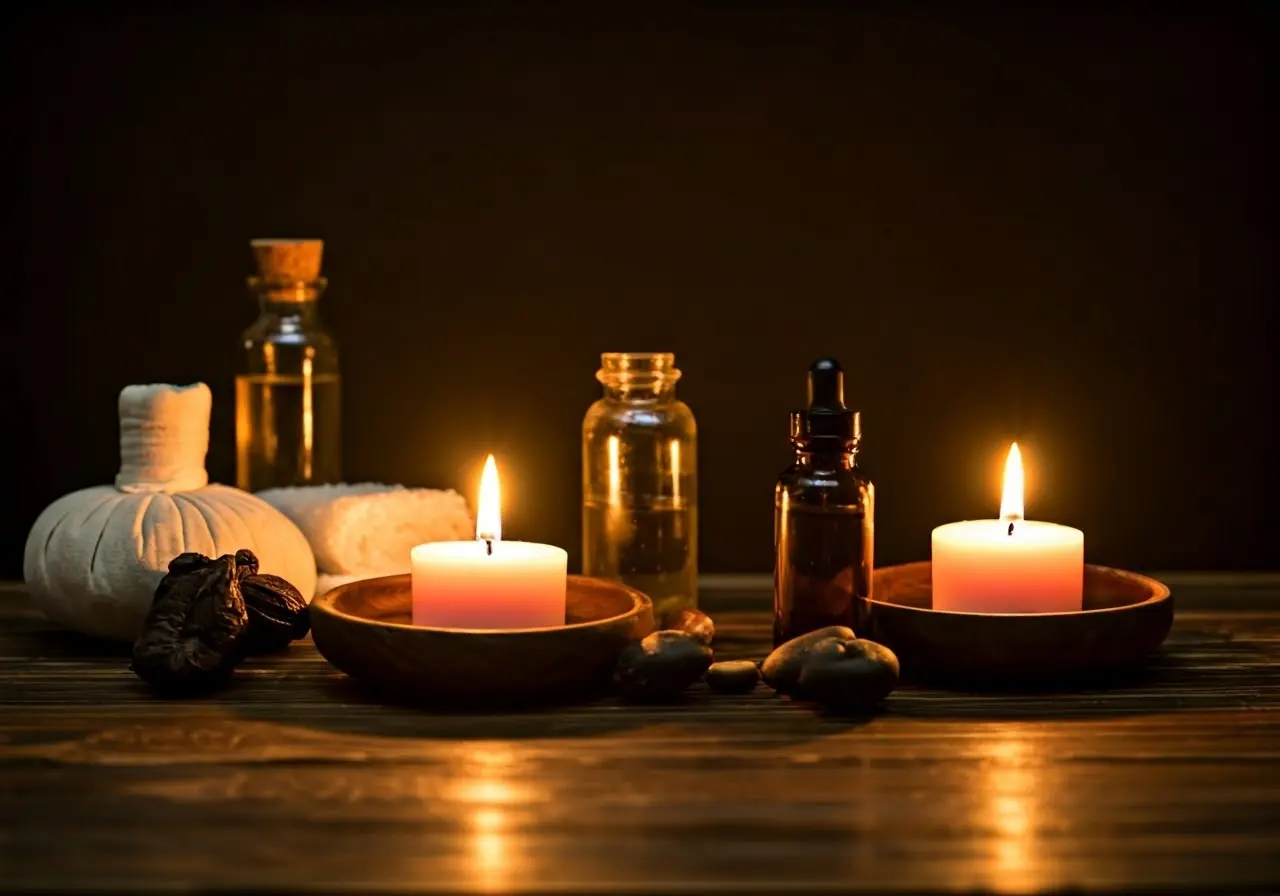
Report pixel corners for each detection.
[232,548,259,577]
[131,549,311,693]
[131,552,251,694]
[240,573,310,655]
[166,551,217,578]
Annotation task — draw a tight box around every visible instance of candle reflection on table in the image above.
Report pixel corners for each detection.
[984,733,1038,892]
[451,746,526,892]
[470,806,509,891]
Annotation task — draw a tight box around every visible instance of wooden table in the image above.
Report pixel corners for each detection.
[3,575,1280,893]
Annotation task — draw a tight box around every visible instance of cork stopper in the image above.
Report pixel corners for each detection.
[250,238,324,284]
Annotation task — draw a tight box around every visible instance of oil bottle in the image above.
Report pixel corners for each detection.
[582,352,697,622]
[773,358,874,646]
[235,238,341,492]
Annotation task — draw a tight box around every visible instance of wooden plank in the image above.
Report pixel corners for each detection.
[2,582,1279,892]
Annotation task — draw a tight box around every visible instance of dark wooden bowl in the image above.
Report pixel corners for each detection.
[858,562,1173,688]
[310,574,655,706]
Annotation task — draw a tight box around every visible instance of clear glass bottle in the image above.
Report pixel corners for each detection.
[582,352,698,621]
[235,239,341,492]
[774,359,874,646]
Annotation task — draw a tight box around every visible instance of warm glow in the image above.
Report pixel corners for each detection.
[999,442,1024,522]
[476,454,501,542]
[469,807,510,890]
[455,778,520,805]
[301,354,314,479]
[669,439,681,502]
[472,808,507,832]
[984,733,1038,889]
[606,435,621,503]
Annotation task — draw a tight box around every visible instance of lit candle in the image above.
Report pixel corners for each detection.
[412,455,568,629]
[931,443,1083,613]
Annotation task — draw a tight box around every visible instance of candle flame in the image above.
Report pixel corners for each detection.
[999,442,1024,523]
[476,454,501,543]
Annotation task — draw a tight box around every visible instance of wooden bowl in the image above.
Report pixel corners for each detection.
[858,562,1173,687]
[310,574,655,706]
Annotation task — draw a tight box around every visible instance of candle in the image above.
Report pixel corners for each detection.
[412,455,567,629]
[931,443,1083,613]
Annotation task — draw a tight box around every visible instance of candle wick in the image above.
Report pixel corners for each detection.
[485,538,493,556]
[1007,521,1015,536]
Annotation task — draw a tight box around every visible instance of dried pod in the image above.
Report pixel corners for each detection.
[240,572,310,655]
[131,552,252,694]
[166,552,216,577]
[234,548,260,577]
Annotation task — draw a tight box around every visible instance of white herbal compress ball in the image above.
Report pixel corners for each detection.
[24,383,317,641]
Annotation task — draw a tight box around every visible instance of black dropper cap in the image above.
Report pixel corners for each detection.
[790,357,861,446]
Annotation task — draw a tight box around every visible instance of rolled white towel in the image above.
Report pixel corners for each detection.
[257,483,473,576]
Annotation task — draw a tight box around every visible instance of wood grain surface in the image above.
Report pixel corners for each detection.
[3,576,1279,894]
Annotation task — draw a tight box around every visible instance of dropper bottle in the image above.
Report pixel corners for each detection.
[773,358,875,646]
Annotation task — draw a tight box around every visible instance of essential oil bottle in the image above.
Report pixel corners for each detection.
[582,352,698,622]
[773,358,874,647]
[236,239,341,492]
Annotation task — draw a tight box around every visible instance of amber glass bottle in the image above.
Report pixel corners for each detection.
[773,359,874,647]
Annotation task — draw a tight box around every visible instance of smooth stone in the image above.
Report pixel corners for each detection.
[796,639,900,711]
[706,660,760,694]
[760,625,856,693]
[662,608,715,646]
[616,630,714,701]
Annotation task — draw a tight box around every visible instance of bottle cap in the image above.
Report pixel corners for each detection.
[250,238,324,284]
[790,357,861,445]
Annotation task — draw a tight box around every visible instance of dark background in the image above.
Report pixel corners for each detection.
[3,4,1274,578]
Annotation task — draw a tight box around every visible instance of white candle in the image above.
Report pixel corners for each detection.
[931,443,1083,613]
[412,455,567,629]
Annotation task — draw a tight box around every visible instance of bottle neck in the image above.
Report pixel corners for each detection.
[598,352,680,403]
[250,277,325,314]
[249,277,326,328]
[257,295,321,323]
[793,441,859,470]
[601,379,678,402]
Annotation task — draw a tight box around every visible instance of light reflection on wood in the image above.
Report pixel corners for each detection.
[470,808,510,891]
[986,735,1036,890]
[458,745,523,890]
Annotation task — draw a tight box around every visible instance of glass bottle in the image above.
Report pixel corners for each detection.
[582,352,698,621]
[235,239,341,492]
[774,358,874,647]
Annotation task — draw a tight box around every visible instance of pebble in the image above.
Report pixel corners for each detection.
[760,625,856,693]
[662,608,715,646]
[616,631,714,701]
[706,660,760,694]
[796,639,900,711]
